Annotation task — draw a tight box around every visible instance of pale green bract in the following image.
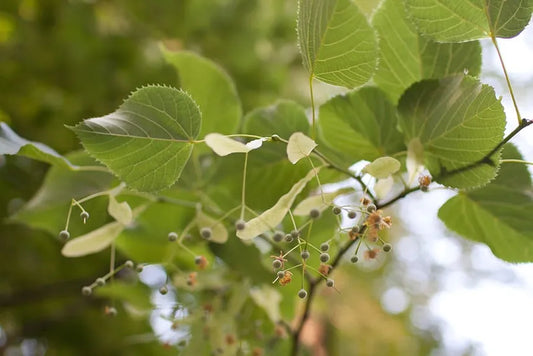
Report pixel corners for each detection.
[297,0,377,88]
[236,167,321,240]
[287,132,317,164]
[62,221,124,257]
[71,85,201,193]
[362,157,401,179]
[205,133,252,156]
[293,191,342,216]
[439,144,533,262]
[107,196,133,225]
[405,0,533,42]
[372,0,481,103]
[196,210,228,243]
[398,75,505,189]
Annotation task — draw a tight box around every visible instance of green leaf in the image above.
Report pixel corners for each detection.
[161,49,241,139]
[439,144,533,262]
[318,87,405,163]
[0,122,74,169]
[71,85,201,192]
[297,0,378,88]
[10,151,114,236]
[405,0,533,42]
[398,75,505,189]
[286,132,317,164]
[62,221,124,257]
[372,0,481,103]
[236,167,321,240]
[362,157,401,179]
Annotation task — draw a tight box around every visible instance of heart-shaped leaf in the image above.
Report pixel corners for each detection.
[71,85,201,192]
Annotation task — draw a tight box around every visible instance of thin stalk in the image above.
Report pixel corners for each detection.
[241,153,249,219]
[309,75,317,139]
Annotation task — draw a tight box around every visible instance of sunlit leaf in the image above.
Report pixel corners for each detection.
[196,210,228,243]
[297,0,377,87]
[162,49,241,138]
[71,85,201,192]
[374,177,394,199]
[398,75,505,189]
[108,195,133,225]
[405,0,533,42]
[286,132,317,164]
[0,122,75,169]
[362,157,400,179]
[318,87,405,164]
[236,167,321,240]
[373,0,481,103]
[439,144,533,262]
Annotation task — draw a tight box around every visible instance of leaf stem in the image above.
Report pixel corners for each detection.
[241,153,249,219]
[309,75,317,140]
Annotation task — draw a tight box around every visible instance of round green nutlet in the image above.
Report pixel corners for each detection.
[285,234,294,243]
[421,186,429,192]
[351,226,360,234]
[382,243,392,252]
[277,270,285,279]
[59,230,70,241]
[235,220,246,231]
[96,278,106,286]
[125,260,134,269]
[326,279,334,288]
[80,211,89,222]
[310,208,320,219]
[319,253,330,263]
[347,211,357,219]
[298,289,307,299]
[290,230,300,239]
[367,204,377,213]
[159,286,168,295]
[168,232,178,242]
[272,259,282,269]
[273,231,284,242]
[320,242,329,252]
[350,255,359,263]
[301,250,310,260]
[82,286,92,296]
[194,256,203,266]
[332,206,342,215]
[136,265,144,273]
[200,227,212,239]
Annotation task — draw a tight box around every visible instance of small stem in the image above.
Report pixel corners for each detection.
[500,159,533,165]
[309,75,317,140]
[71,165,111,173]
[241,153,249,219]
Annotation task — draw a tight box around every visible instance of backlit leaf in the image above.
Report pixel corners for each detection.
[439,144,533,262]
[398,75,505,189]
[373,0,481,103]
[297,0,378,87]
[405,0,533,42]
[71,85,201,192]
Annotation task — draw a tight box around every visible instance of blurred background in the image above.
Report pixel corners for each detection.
[1,0,533,355]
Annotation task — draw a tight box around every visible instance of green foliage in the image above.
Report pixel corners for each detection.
[439,144,533,262]
[71,85,201,192]
[398,75,505,189]
[2,0,533,354]
[297,0,377,87]
[405,0,533,42]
